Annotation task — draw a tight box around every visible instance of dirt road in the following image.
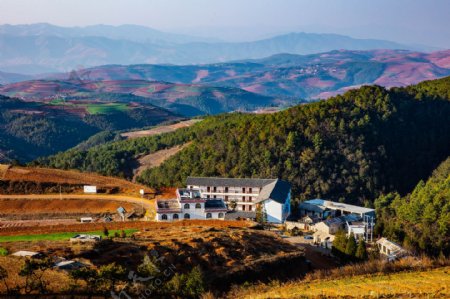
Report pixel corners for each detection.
[121,119,201,139]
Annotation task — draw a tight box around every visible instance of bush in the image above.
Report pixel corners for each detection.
[0,247,8,256]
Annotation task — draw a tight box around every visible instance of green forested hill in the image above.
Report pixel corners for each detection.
[38,77,450,205]
[0,95,179,162]
[375,157,450,256]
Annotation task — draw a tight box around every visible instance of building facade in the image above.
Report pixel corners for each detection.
[186,177,291,223]
[155,188,227,221]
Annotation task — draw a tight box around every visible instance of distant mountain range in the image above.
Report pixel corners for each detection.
[0,23,429,74]
[33,49,450,99]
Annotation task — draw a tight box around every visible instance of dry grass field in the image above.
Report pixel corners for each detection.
[0,221,305,295]
[0,219,251,236]
[0,164,10,179]
[229,266,450,298]
[0,198,138,215]
[121,119,201,139]
[1,165,153,195]
[133,142,191,181]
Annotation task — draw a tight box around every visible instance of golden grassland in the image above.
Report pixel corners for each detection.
[229,266,450,299]
[1,165,153,195]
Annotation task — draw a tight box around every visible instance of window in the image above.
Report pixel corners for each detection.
[242,205,246,211]
[206,213,212,219]
[207,195,210,199]
[195,203,201,209]
[213,186,217,192]
[207,186,210,192]
[214,195,217,199]
[173,214,179,220]
[184,213,190,219]
[225,196,229,201]
[248,205,252,211]
[249,188,252,193]
[242,187,246,193]
[161,214,168,220]
[184,203,190,209]
[242,196,246,202]
[225,187,229,193]
[218,212,224,218]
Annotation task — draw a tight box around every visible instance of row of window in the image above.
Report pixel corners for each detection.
[242,204,253,211]
[204,186,254,193]
[161,212,224,220]
[184,203,202,209]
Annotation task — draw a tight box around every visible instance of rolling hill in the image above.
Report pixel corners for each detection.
[0,79,287,116]
[0,23,421,74]
[39,77,450,206]
[0,94,180,162]
[48,49,450,99]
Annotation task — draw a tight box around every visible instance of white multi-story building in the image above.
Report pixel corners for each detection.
[186,177,291,223]
[155,188,227,221]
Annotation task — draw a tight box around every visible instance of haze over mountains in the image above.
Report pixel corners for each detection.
[0,23,431,74]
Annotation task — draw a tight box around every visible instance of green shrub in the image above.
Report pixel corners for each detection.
[0,247,8,256]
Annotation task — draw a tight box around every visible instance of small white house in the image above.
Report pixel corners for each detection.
[83,185,97,194]
[376,238,407,261]
[12,251,43,258]
[70,234,102,243]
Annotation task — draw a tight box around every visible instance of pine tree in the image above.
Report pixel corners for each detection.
[185,266,205,298]
[331,229,347,258]
[345,232,357,258]
[355,237,368,261]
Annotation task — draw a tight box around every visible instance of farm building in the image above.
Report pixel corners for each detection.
[186,177,291,223]
[54,260,86,271]
[376,238,408,261]
[70,234,102,243]
[12,251,43,258]
[299,199,375,219]
[296,200,376,248]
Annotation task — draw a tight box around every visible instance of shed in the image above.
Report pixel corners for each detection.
[376,238,407,261]
[12,251,43,258]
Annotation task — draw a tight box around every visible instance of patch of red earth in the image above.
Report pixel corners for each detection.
[212,90,226,99]
[375,63,441,87]
[242,84,264,94]
[315,85,362,99]
[261,72,273,80]
[427,50,450,68]
[46,105,88,118]
[304,77,336,88]
[225,69,237,77]
[0,80,83,99]
[192,69,209,83]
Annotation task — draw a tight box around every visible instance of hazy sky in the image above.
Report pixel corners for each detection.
[0,0,449,48]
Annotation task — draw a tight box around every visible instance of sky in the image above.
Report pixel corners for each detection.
[0,0,449,48]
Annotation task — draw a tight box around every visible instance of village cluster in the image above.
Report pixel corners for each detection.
[155,177,406,260]
[3,176,407,275]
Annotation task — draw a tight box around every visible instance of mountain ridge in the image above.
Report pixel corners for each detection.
[0,23,426,74]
